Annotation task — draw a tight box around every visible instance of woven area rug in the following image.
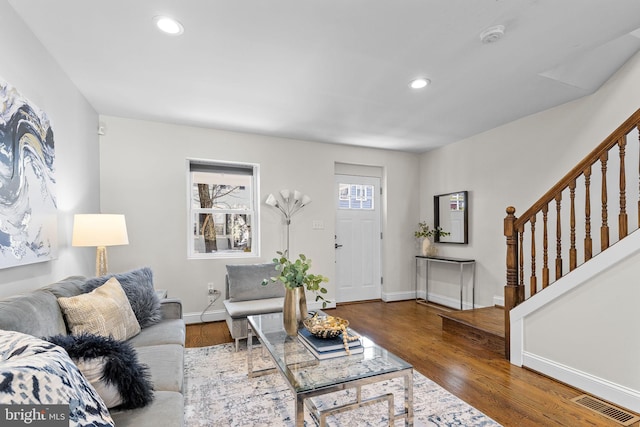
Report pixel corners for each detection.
[184,343,501,426]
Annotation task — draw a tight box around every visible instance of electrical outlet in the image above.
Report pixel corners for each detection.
[207,283,220,304]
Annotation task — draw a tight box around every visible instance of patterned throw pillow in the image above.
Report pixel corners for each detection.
[58,277,141,340]
[0,330,114,426]
[83,267,162,328]
[45,333,154,409]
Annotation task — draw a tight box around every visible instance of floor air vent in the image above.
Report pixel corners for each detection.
[571,394,640,426]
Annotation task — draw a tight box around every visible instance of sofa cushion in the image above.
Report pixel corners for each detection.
[0,330,114,426]
[127,319,186,348]
[45,333,154,410]
[41,275,87,298]
[224,297,284,318]
[135,344,184,393]
[58,277,141,340]
[110,391,184,427]
[84,267,162,328]
[226,263,283,301]
[0,289,68,337]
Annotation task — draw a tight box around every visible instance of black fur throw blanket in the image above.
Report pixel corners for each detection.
[46,333,154,409]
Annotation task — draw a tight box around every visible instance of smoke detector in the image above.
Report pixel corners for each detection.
[479,25,505,44]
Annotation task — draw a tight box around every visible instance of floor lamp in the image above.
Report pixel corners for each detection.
[265,190,311,255]
[72,214,129,277]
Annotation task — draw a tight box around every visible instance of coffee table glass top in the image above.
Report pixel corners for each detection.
[247,312,412,393]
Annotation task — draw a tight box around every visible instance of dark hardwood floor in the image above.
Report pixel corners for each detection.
[186,300,631,426]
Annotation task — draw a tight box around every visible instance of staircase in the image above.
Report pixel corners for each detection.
[504,107,640,358]
[439,306,505,355]
[499,108,640,414]
[439,109,640,364]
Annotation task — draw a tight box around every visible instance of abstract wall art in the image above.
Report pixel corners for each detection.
[0,77,57,269]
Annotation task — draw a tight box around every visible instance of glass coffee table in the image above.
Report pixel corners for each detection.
[247,312,413,426]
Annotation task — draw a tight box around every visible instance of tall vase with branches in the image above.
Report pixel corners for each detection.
[262,251,329,335]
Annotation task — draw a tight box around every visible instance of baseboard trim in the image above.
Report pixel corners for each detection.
[381,290,415,302]
[184,309,226,324]
[523,352,640,413]
[414,291,477,310]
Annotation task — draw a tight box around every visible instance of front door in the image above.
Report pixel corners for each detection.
[334,175,381,302]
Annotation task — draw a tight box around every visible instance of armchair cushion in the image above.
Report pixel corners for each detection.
[225,263,283,302]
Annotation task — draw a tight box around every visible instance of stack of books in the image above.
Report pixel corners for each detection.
[298,327,364,360]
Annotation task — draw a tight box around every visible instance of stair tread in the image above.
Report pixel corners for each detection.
[439,306,505,338]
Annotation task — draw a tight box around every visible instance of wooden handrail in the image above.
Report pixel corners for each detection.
[504,108,640,359]
[513,108,640,228]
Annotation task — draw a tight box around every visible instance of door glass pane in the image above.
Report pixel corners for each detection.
[337,183,374,210]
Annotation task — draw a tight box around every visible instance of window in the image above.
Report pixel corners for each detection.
[188,160,259,258]
[337,183,374,210]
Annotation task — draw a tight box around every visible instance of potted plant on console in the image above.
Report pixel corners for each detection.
[262,251,329,336]
[415,221,450,257]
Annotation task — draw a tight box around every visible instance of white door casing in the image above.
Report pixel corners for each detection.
[335,175,381,302]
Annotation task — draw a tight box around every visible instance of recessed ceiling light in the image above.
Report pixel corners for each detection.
[154,16,184,35]
[410,78,430,89]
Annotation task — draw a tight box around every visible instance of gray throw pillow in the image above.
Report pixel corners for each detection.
[83,267,161,328]
[226,263,284,302]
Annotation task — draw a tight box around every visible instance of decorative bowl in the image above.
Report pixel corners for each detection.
[303,314,349,339]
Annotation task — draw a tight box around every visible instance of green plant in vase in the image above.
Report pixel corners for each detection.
[414,221,450,256]
[262,251,329,335]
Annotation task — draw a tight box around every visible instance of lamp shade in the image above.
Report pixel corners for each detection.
[265,193,278,207]
[72,214,129,247]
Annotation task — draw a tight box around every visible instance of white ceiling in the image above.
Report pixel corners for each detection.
[9,0,640,153]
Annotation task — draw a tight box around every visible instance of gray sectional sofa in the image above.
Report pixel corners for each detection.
[0,274,185,427]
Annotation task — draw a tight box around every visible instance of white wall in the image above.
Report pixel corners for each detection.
[419,50,640,308]
[0,1,100,296]
[515,234,640,412]
[98,116,420,322]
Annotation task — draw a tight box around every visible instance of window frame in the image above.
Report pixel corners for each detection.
[186,158,260,259]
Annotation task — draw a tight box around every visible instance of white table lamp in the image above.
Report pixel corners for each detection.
[72,214,129,276]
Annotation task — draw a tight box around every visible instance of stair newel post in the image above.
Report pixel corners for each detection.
[504,206,521,360]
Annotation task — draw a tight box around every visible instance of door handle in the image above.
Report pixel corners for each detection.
[335,243,343,249]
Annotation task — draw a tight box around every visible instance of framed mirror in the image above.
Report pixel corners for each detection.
[434,191,468,244]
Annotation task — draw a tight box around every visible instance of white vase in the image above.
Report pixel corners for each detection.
[421,238,430,256]
[421,238,438,257]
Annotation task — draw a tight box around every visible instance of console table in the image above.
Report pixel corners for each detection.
[415,255,475,310]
